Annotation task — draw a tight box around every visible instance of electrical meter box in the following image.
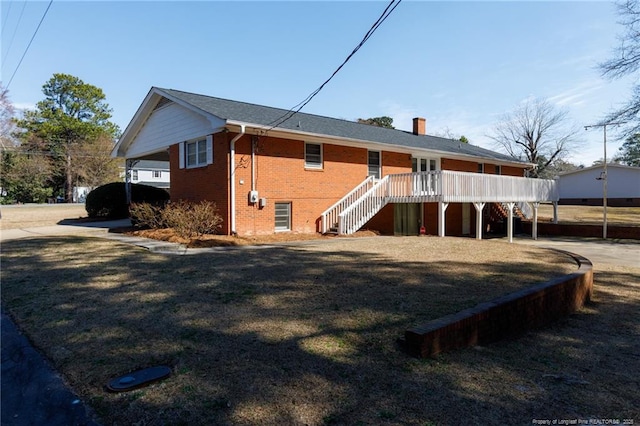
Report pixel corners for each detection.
[249,190,259,203]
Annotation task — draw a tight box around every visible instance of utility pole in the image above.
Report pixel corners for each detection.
[584,121,624,239]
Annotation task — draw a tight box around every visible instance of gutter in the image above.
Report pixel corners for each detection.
[229,125,245,235]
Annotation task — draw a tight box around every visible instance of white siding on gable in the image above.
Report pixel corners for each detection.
[124,103,225,158]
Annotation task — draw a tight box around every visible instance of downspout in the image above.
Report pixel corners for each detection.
[251,136,256,192]
[229,125,245,235]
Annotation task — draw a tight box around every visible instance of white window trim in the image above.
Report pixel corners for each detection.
[179,135,213,169]
[304,142,323,169]
[412,156,440,172]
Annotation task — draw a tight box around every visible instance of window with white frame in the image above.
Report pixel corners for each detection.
[153,170,162,178]
[180,136,213,169]
[495,165,502,175]
[275,202,291,231]
[304,143,322,169]
[132,170,138,181]
[477,163,484,174]
[368,150,381,179]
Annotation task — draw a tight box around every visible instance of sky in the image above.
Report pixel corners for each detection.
[0,0,634,166]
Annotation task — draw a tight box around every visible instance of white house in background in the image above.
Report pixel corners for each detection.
[558,163,640,207]
[74,161,171,203]
[124,160,170,190]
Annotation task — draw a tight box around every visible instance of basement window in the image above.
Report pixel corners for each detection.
[275,202,291,231]
[305,143,322,169]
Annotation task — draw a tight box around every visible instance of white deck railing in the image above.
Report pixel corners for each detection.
[326,171,558,235]
[440,171,558,203]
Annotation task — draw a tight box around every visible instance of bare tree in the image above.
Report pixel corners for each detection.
[599,0,640,135]
[0,83,17,149]
[489,98,578,177]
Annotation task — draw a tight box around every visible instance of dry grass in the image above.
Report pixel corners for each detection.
[6,235,633,426]
[538,204,640,226]
[0,204,87,229]
[2,204,639,424]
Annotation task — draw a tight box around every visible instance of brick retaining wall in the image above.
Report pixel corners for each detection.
[522,222,640,239]
[402,251,593,358]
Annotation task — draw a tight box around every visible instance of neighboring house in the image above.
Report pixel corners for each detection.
[112,87,558,240]
[558,164,640,207]
[122,160,171,190]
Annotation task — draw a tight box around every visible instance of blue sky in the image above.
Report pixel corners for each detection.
[1,1,633,166]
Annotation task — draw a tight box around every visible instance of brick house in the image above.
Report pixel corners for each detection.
[113,87,558,240]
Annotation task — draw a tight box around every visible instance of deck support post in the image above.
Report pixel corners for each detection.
[552,201,559,224]
[530,202,540,240]
[506,202,516,243]
[473,202,485,240]
[438,201,449,237]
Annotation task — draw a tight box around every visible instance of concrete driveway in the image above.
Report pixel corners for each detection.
[0,218,132,242]
[514,236,640,269]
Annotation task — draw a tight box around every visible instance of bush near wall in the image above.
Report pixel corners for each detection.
[130,200,223,239]
[85,182,169,219]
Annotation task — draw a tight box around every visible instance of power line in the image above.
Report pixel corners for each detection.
[6,0,53,90]
[265,0,402,132]
[1,1,14,32]
[3,1,29,65]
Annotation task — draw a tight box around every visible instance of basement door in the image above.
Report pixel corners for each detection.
[394,203,421,236]
[462,203,471,235]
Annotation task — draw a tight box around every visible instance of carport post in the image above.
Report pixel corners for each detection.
[125,159,134,205]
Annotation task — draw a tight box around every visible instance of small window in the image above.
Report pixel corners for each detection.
[275,202,291,231]
[495,165,501,175]
[478,163,484,174]
[181,136,212,169]
[187,139,207,167]
[153,170,162,178]
[305,143,322,168]
[132,170,138,181]
[368,150,381,179]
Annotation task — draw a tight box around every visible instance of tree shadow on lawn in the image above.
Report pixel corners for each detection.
[3,236,635,425]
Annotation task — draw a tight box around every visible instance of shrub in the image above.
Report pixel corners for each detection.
[162,200,223,239]
[85,182,170,219]
[129,202,167,229]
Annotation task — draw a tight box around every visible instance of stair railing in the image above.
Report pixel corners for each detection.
[338,176,389,235]
[320,175,375,233]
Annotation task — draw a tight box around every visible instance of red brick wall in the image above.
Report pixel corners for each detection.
[501,165,526,177]
[441,158,478,172]
[234,136,404,235]
[169,134,528,236]
[169,132,231,234]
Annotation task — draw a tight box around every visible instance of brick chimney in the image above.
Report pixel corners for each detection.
[413,117,426,135]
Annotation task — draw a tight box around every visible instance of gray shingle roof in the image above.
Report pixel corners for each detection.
[159,87,526,164]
